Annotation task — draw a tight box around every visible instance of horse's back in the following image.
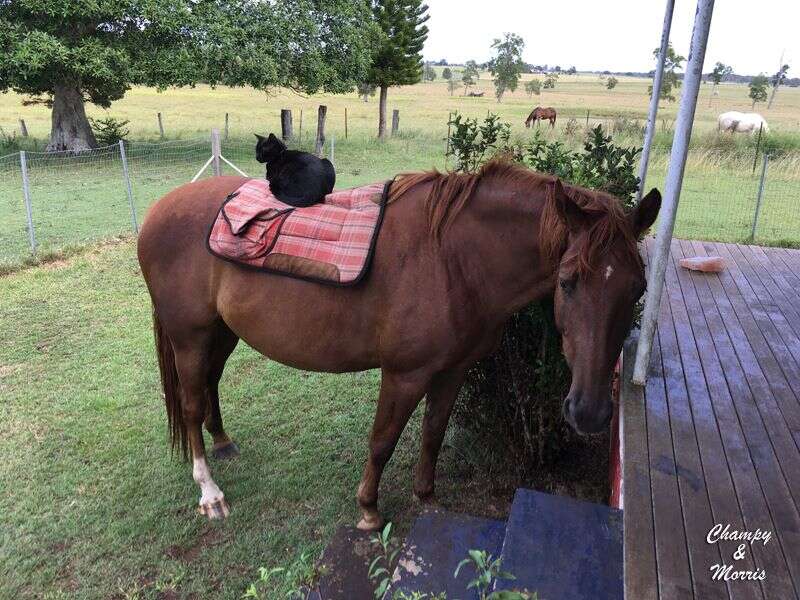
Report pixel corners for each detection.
[137,176,250,305]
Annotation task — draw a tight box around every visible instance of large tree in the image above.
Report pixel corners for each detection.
[365,0,429,139]
[708,61,733,105]
[487,33,525,102]
[648,43,685,103]
[768,63,790,109]
[749,74,769,109]
[0,0,376,151]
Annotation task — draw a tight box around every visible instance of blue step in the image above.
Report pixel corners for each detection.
[313,525,376,600]
[495,489,623,599]
[389,509,506,599]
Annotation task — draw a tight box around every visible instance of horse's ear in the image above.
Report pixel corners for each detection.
[254,133,265,142]
[550,179,587,233]
[630,188,661,235]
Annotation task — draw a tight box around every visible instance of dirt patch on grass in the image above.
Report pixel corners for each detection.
[163,526,223,563]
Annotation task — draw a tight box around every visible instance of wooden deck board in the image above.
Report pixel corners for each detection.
[623,239,800,600]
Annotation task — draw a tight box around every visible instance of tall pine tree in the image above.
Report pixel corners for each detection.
[0,1,376,151]
[366,0,429,139]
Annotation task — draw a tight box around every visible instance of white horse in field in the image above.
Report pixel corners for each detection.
[718,111,769,134]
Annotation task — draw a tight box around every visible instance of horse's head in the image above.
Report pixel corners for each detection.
[548,181,661,434]
[254,133,286,164]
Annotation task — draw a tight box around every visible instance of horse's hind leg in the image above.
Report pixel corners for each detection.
[205,322,240,460]
[174,340,230,519]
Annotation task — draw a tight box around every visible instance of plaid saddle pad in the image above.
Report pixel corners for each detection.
[207,178,390,285]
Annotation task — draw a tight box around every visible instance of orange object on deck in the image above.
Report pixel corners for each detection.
[679,256,725,273]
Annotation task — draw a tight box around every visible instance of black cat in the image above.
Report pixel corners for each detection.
[254,133,335,207]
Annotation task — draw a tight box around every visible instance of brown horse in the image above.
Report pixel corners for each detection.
[137,159,660,528]
[525,106,557,128]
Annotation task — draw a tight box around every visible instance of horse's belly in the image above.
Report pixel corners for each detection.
[216,273,381,373]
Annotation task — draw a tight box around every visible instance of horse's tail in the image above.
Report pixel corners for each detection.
[153,307,187,460]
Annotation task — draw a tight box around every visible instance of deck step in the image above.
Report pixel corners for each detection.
[313,525,376,600]
[388,509,506,599]
[495,488,623,599]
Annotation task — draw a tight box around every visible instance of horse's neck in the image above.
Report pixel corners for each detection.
[444,182,557,315]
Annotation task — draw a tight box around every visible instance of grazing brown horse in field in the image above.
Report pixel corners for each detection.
[137,159,660,528]
[525,106,557,128]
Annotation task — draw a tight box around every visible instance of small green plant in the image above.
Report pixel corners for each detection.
[89,116,130,146]
[563,117,581,138]
[455,550,535,600]
[446,112,511,172]
[369,522,401,599]
[606,76,619,90]
[243,552,323,600]
[542,72,558,89]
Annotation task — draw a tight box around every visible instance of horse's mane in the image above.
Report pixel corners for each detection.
[389,157,641,275]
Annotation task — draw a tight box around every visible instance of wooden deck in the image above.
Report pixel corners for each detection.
[621,238,800,600]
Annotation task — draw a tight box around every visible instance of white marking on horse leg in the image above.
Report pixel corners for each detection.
[605,265,614,280]
[193,456,224,507]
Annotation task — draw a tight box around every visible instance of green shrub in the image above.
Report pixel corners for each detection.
[89,116,130,146]
[450,116,641,473]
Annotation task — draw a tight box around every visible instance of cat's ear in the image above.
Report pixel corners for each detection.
[267,133,286,151]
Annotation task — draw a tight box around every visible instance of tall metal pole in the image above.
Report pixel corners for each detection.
[750,154,769,242]
[637,0,675,202]
[633,0,716,385]
[119,140,138,233]
[19,150,36,253]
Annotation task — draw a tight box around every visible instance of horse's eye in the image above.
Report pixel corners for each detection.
[559,277,576,295]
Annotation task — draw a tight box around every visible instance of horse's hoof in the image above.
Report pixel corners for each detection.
[211,441,240,461]
[197,498,230,520]
[356,512,385,531]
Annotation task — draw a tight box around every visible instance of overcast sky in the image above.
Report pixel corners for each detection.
[422,0,797,76]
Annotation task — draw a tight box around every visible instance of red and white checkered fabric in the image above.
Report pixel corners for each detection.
[208,179,387,284]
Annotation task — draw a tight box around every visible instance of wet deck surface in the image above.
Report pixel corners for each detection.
[622,239,800,600]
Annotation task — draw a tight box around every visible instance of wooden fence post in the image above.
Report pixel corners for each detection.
[157,112,165,139]
[345,108,349,139]
[224,113,229,140]
[586,109,590,128]
[315,105,327,156]
[19,119,28,137]
[211,129,221,176]
[391,110,400,136]
[281,109,293,141]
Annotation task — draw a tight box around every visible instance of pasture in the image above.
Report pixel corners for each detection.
[1,73,799,273]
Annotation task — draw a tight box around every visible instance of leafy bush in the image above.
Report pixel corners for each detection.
[89,116,129,146]
[446,112,511,171]
[449,116,642,472]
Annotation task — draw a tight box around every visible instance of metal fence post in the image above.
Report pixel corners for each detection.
[633,0,715,385]
[119,140,138,233]
[750,153,769,242]
[211,129,221,176]
[637,0,675,202]
[19,150,36,253]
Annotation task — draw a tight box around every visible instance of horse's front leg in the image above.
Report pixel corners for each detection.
[356,369,430,531]
[413,368,466,504]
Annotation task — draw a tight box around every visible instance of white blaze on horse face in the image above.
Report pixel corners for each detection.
[605,265,614,281]
[193,456,224,506]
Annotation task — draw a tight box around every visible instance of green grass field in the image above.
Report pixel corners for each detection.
[0,240,608,599]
